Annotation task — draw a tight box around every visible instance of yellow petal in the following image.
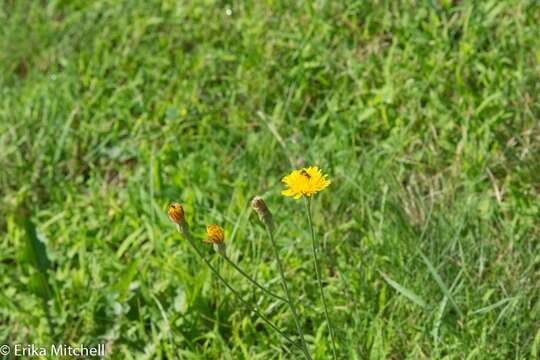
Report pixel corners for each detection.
[281,189,297,197]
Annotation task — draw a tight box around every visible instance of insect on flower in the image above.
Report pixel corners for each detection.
[281,166,331,199]
[300,169,311,179]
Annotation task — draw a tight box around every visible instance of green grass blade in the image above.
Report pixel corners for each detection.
[418,250,463,317]
[115,258,141,302]
[17,207,55,338]
[472,297,517,315]
[531,326,540,359]
[379,271,427,308]
[22,215,50,274]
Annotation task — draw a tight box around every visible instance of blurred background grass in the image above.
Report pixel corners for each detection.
[1,0,540,358]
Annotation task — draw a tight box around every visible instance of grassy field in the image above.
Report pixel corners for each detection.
[2,0,540,358]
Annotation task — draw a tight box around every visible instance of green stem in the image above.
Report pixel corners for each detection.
[265,225,312,360]
[305,198,338,360]
[175,225,302,352]
[219,253,287,303]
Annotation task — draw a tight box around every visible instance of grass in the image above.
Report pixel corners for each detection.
[1,0,540,358]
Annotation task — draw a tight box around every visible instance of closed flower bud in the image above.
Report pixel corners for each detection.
[251,196,273,230]
[205,224,226,255]
[168,203,186,226]
[205,224,225,244]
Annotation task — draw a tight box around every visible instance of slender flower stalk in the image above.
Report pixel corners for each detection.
[252,197,312,360]
[168,204,302,352]
[266,227,312,360]
[219,253,287,302]
[203,223,286,302]
[305,198,337,360]
[280,166,337,359]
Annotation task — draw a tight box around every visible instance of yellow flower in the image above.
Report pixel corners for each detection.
[281,166,331,199]
[205,224,225,244]
[167,203,185,225]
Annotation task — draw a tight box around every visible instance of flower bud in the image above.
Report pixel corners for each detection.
[205,224,225,244]
[205,224,226,255]
[251,196,273,230]
[168,203,186,226]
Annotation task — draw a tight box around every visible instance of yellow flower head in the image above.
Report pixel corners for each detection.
[167,203,185,225]
[281,166,331,199]
[205,224,225,244]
